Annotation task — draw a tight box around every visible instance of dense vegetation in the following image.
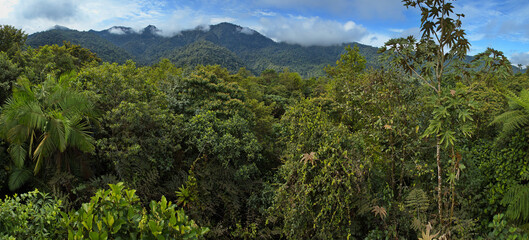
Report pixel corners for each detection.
[2,0,529,239]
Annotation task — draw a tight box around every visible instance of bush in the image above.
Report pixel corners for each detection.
[60,182,209,239]
[0,189,63,239]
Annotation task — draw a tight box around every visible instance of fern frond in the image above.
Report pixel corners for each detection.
[406,188,429,214]
[506,89,529,112]
[502,184,529,223]
[493,110,529,133]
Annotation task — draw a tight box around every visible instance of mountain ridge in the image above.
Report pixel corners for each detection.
[27,22,381,76]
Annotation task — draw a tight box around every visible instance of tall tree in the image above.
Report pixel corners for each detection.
[380,0,472,228]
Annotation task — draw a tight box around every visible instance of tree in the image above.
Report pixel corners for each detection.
[271,99,369,239]
[0,25,27,56]
[0,72,96,190]
[0,52,21,105]
[380,0,472,228]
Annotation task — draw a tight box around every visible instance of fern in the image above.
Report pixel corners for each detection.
[406,188,430,231]
[405,188,429,216]
[501,184,529,223]
[491,89,529,143]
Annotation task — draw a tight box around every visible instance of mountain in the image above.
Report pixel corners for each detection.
[27,27,134,64]
[27,23,381,76]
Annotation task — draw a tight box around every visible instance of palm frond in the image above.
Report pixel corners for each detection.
[67,119,95,153]
[18,101,46,130]
[33,133,56,174]
[46,113,66,152]
[8,143,27,168]
[8,167,32,191]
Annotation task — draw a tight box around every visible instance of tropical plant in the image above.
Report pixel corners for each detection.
[271,99,369,239]
[491,89,529,143]
[0,72,96,190]
[380,0,472,227]
[60,182,209,239]
[487,214,529,240]
[0,189,63,239]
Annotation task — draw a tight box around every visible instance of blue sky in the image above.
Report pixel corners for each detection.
[2,0,529,66]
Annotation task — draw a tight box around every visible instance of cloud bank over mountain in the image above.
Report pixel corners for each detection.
[1,0,529,65]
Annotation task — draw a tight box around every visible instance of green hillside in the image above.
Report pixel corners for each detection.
[27,23,380,76]
[27,27,134,64]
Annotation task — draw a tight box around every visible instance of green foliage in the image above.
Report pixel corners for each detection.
[0,52,21,104]
[271,99,368,239]
[98,100,184,200]
[27,28,133,64]
[406,188,430,230]
[0,73,96,190]
[421,84,477,148]
[168,40,245,73]
[502,183,529,223]
[0,25,27,56]
[2,14,529,240]
[492,89,529,143]
[0,189,63,239]
[60,182,208,239]
[467,134,529,219]
[487,214,528,240]
[325,44,366,79]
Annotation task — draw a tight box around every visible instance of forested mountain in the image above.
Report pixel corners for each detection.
[7,0,529,238]
[27,22,380,76]
[26,26,134,64]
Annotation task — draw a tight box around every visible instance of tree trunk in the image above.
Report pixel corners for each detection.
[436,136,442,225]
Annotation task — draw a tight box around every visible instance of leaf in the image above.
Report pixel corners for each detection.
[8,168,31,191]
[89,232,100,240]
[371,206,387,220]
[8,144,26,168]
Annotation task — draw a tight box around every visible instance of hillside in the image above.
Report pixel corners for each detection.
[27,23,380,76]
[26,26,134,64]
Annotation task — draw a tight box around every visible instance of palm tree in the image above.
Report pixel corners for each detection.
[0,72,97,190]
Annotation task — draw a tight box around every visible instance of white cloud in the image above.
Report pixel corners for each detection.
[0,0,18,19]
[510,51,529,66]
[359,33,390,47]
[238,27,255,35]
[258,15,368,46]
[18,0,78,21]
[456,1,529,42]
[0,0,169,33]
[253,10,276,17]
[254,0,406,20]
[108,27,128,35]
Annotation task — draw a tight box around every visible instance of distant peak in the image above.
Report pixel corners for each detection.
[209,22,255,35]
[215,22,239,27]
[51,25,71,30]
[211,22,240,30]
[142,25,161,35]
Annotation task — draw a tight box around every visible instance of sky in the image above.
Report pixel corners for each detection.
[1,0,529,66]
